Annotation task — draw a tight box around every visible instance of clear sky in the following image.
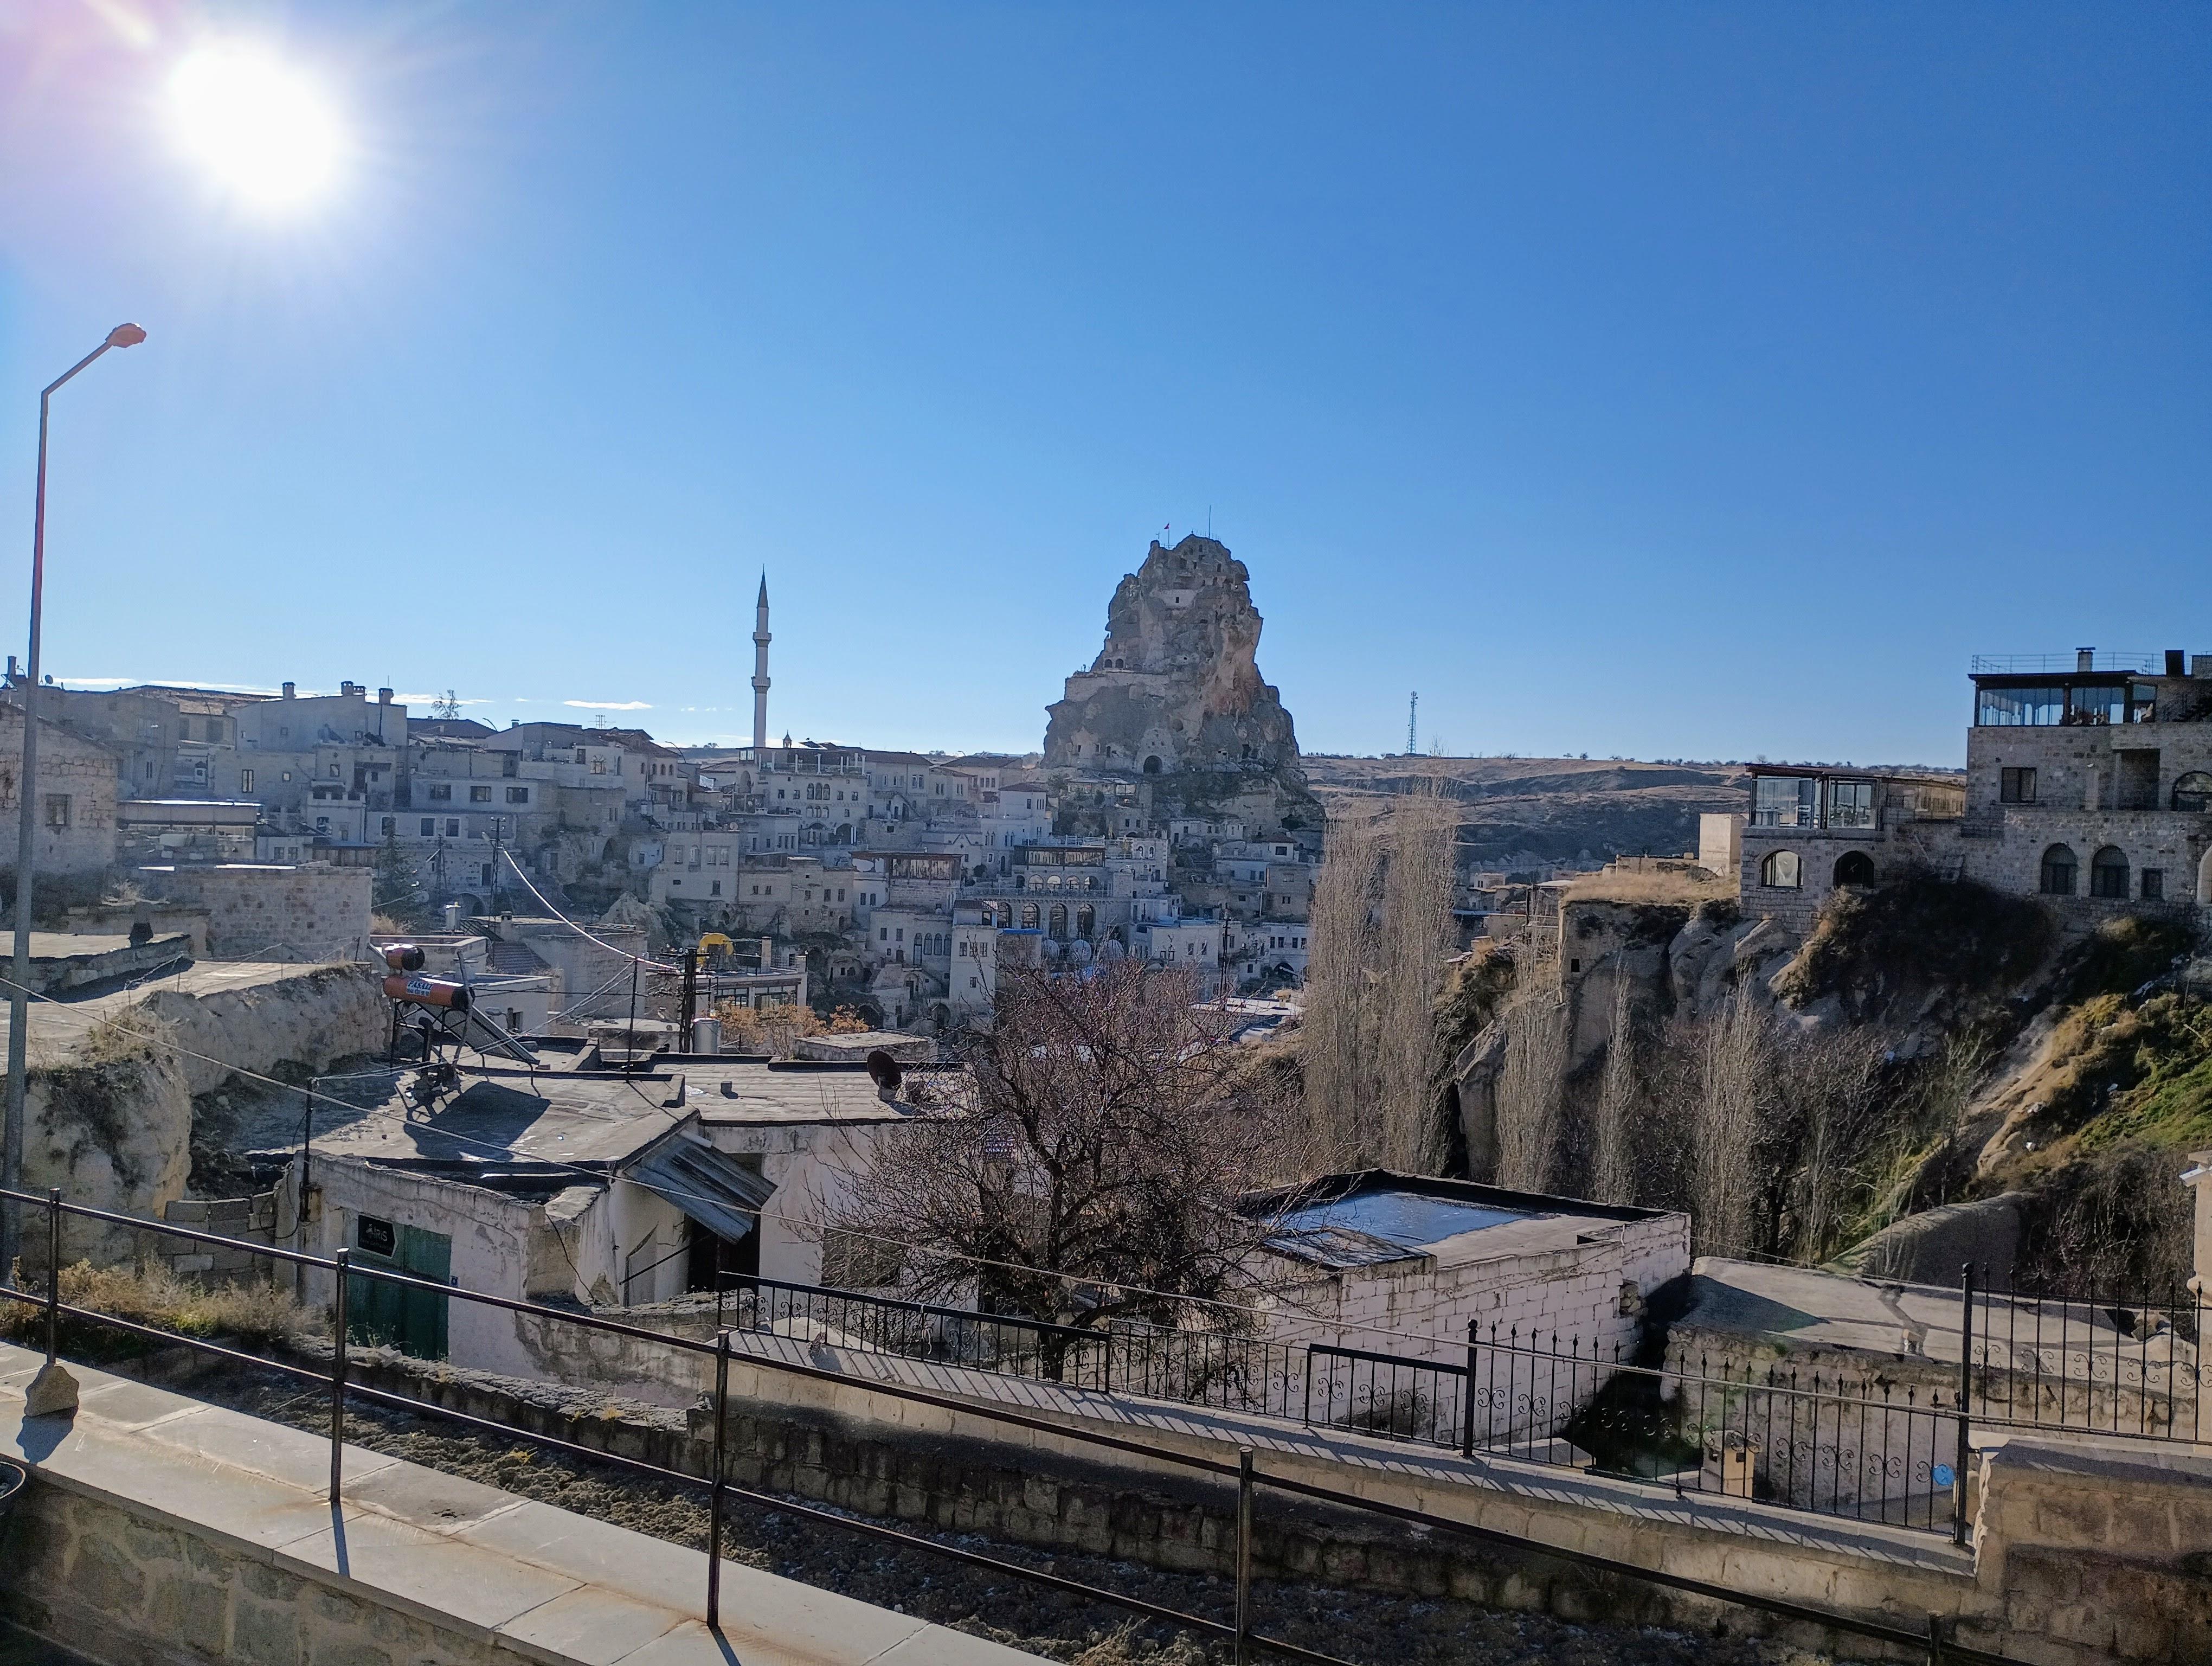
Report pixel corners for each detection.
[1,3,2204,766]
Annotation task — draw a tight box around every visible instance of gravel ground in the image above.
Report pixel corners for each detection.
[178,1364,1860,1666]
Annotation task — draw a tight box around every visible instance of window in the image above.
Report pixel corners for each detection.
[575,748,588,764]
[1759,850,1802,889]
[1977,685,2066,727]
[420,818,436,836]
[1825,780,1875,829]
[509,786,530,804]
[1999,767,2037,804]
[2172,772,2212,812]
[43,794,70,829]
[240,768,254,793]
[2089,847,2129,899]
[281,771,292,782]
[329,763,341,778]
[381,817,396,836]
[470,785,492,803]
[2040,844,2077,895]
[2142,868,2165,901]
[428,784,452,802]
[1752,776,1817,828]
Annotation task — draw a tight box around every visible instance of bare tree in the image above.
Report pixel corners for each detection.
[1494,975,1569,1191]
[1301,808,1382,1169]
[819,962,1302,1340]
[1589,970,1639,1205]
[1302,790,1459,1173]
[1690,982,1773,1258]
[1377,788,1459,1171]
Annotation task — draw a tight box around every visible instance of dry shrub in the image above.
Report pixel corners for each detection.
[0,1260,308,1348]
[1494,978,1568,1192]
[1561,868,1733,908]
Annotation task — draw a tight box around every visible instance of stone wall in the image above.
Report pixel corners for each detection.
[160,1187,290,1280]
[0,704,120,881]
[136,862,372,960]
[328,1343,2212,1663]
[1,1479,510,1666]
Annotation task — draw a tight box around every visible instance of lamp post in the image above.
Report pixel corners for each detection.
[2,324,146,1281]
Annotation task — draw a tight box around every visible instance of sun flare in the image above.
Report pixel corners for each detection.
[170,45,343,208]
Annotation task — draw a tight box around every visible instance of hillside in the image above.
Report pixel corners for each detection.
[1302,754,1748,868]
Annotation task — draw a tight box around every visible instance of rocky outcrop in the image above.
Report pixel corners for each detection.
[21,963,387,1263]
[1043,535,1320,836]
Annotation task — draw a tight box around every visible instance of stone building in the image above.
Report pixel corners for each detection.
[1737,765,1966,930]
[0,703,121,888]
[1956,649,2212,912]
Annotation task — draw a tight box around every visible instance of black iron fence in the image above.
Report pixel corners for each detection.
[1964,1267,2202,1442]
[718,1271,1310,1419]
[1460,1327,1972,1542]
[0,1184,2017,1666]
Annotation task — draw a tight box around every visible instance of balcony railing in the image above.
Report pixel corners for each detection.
[1969,652,2169,675]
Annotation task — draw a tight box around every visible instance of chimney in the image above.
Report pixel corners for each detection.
[2166,650,2187,677]
[378,687,394,705]
[2196,655,2212,680]
[281,682,296,700]
[2076,648,2095,672]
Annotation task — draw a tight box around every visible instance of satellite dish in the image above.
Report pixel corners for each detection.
[865,1048,903,1095]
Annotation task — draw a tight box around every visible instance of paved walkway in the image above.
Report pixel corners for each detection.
[722,1327,1977,1579]
[0,1341,1046,1666]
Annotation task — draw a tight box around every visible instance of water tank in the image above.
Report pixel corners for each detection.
[690,1017,722,1055]
[442,901,464,931]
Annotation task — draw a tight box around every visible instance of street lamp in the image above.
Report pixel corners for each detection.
[1,324,147,1280]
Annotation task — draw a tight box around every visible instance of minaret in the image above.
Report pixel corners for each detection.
[750,573,772,751]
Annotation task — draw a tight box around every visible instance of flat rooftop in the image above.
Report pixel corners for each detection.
[1250,1170,1677,1272]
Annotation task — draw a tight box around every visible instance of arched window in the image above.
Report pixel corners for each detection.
[1048,903,1068,940]
[1020,902,1039,929]
[2090,846,2130,899]
[2172,772,2212,812]
[1759,850,1802,889]
[1076,904,1095,938]
[2040,844,2077,895]
[1833,851,1876,887]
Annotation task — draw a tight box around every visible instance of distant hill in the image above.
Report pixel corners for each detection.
[1301,754,1749,869]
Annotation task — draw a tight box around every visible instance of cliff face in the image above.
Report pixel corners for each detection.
[1043,536,1320,834]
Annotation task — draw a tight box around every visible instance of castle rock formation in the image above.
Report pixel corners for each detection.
[1043,535,1320,837]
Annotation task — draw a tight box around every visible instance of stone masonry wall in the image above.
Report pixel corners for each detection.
[138,863,373,960]
[0,1479,507,1666]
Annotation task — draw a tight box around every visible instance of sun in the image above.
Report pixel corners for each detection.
[169,45,344,208]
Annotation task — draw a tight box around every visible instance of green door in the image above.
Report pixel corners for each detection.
[348,1216,452,1360]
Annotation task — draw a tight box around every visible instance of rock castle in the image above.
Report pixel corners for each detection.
[1043,535,1321,840]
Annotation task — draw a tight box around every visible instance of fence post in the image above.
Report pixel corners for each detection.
[1462,1318,1477,1458]
[708,1328,731,1629]
[330,1247,350,1503]
[1234,1447,1255,1666]
[1101,1325,1112,1397]
[1952,1262,1975,1546]
[44,1188,61,1363]
[1301,1346,1314,1427]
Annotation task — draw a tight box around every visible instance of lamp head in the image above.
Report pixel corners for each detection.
[106,324,148,349]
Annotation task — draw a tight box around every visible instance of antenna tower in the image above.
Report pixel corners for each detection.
[1407,691,1418,756]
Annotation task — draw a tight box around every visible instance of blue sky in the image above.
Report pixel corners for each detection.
[1,3,2205,765]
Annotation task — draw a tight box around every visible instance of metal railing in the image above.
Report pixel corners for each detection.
[1968,652,2170,675]
[715,1275,1974,1541]
[0,1184,2017,1666]
[1458,1328,1971,1542]
[1965,1267,2203,1443]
